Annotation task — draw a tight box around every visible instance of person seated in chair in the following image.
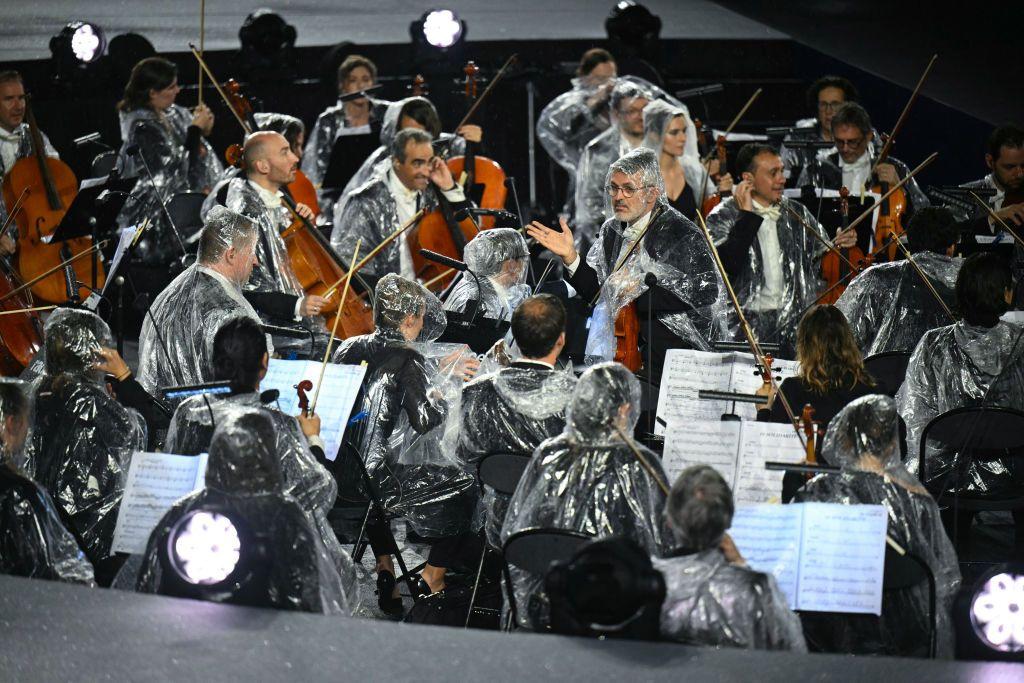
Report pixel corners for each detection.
[500,361,669,630]
[897,252,1024,556]
[0,378,95,584]
[836,207,962,356]
[135,409,354,615]
[654,464,805,651]
[458,295,577,547]
[444,228,531,322]
[794,395,961,657]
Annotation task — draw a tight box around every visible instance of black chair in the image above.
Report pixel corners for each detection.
[90,150,117,178]
[919,406,1024,555]
[863,351,912,397]
[167,192,207,245]
[464,453,532,626]
[501,527,592,630]
[883,544,937,658]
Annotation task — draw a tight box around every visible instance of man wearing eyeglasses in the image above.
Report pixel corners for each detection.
[528,148,722,380]
[796,102,929,245]
[779,75,860,186]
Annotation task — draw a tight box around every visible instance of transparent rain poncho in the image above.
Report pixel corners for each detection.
[333,274,476,538]
[444,228,531,321]
[706,196,829,350]
[135,409,354,615]
[794,395,962,657]
[137,207,268,395]
[640,99,715,208]
[458,362,577,547]
[0,378,95,585]
[836,252,962,356]
[796,150,930,218]
[164,396,358,603]
[896,320,1024,492]
[536,76,615,178]
[115,104,223,264]
[29,309,147,568]
[583,149,727,365]
[653,464,805,651]
[302,95,389,187]
[500,362,669,629]
[331,96,466,224]
[573,77,698,246]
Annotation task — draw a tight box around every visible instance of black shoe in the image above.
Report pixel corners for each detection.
[376,570,403,615]
[415,577,434,601]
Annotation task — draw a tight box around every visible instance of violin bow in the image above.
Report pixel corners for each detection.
[871,54,937,173]
[188,43,252,135]
[842,153,938,237]
[0,305,56,317]
[0,187,28,238]
[197,0,206,107]
[321,209,427,299]
[613,425,670,496]
[693,210,807,451]
[784,203,858,272]
[697,88,763,210]
[454,54,518,130]
[587,204,665,307]
[890,235,956,321]
[310,239,361,416]
[0,240,108,304]
[969,191,1024,248]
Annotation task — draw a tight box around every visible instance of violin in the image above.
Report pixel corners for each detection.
[819,186,871,304]
[799,403,824,474]
[700,136,731,217]
[2,96,106,304]
[295,378,313,416]
[613,302,642,372]
[280,192,374,339]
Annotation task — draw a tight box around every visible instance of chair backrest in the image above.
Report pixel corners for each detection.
[167,192,208,240]
[882,545,936,658]
[919,406,1024,482]
[90,150,117,178]
[503,527,592,576]
[863,351,912,397]
[478,453,531,495]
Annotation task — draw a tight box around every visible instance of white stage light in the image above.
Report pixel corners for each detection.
[422,10,463,49]
[971,571,1024,653]
[172,511,242,585]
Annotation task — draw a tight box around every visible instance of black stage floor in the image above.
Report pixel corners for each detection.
[2,575,1022,681]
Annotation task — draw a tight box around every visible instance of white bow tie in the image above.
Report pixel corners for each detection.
[751,202,781,222]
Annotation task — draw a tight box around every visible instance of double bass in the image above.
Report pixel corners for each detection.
[2,96,105,303]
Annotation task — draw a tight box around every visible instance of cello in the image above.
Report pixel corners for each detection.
[2,96,105,303]
[818,186,870,304]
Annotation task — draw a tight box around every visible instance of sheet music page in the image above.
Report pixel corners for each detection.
[732,422,803,505]
[662,420,741,485]
[728,504,803,606]
[101,225,139,296]
[796,503,887,615]
[726,352,800,421]
[263,359,367,461]
[111,451,208,555]
[654,350,737,433]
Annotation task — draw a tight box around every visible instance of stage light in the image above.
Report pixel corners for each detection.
[50,22,107,68]
[239,9,297,58]
[605,2,662,48]
[971,570,1024,653]
[169,510,241,584]
[411,9,466,51]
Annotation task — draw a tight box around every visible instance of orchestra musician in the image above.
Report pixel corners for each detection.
[115,56,221,264]
[443,228,531,322]
[303,54,390,190]
[208,112,306,189]
[796,102,929,230]
[780,75,862,186]
[202,131,329,336]
[0,70,57,246]
[332,128,472,282]
[707,143,857,354]
[527,147,723,381]
[957,124,1024,234]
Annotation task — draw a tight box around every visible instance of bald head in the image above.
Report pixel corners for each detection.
[242,131,298,189]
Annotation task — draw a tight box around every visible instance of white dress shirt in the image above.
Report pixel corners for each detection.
[387,168,466,281]
[840,150,872,193]
[746,200,785,312]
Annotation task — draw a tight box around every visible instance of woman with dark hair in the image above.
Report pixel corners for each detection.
[115,56,222,264]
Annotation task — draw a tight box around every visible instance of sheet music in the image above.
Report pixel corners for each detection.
[662,420,741,485]
[101,225,139,296]
[797,503,887,614]
[655,350,799,432]
[733,422,802,505]
[729,503,887,614]
[728,504,803,602]
[262,359,367,461]
[111,451,209,554]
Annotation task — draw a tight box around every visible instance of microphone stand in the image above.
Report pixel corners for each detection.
[128,142,190,263]
[644,272,657,436]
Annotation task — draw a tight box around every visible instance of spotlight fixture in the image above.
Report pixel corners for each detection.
[955,563,1024,661]
[411,9,466,50]
[169,510,242,585]
[237,8,298,82]
[52,22,107,65]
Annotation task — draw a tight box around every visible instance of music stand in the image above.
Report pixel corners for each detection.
[321,130,380,193]
[48,176,134,290]
[437,309,510,354]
